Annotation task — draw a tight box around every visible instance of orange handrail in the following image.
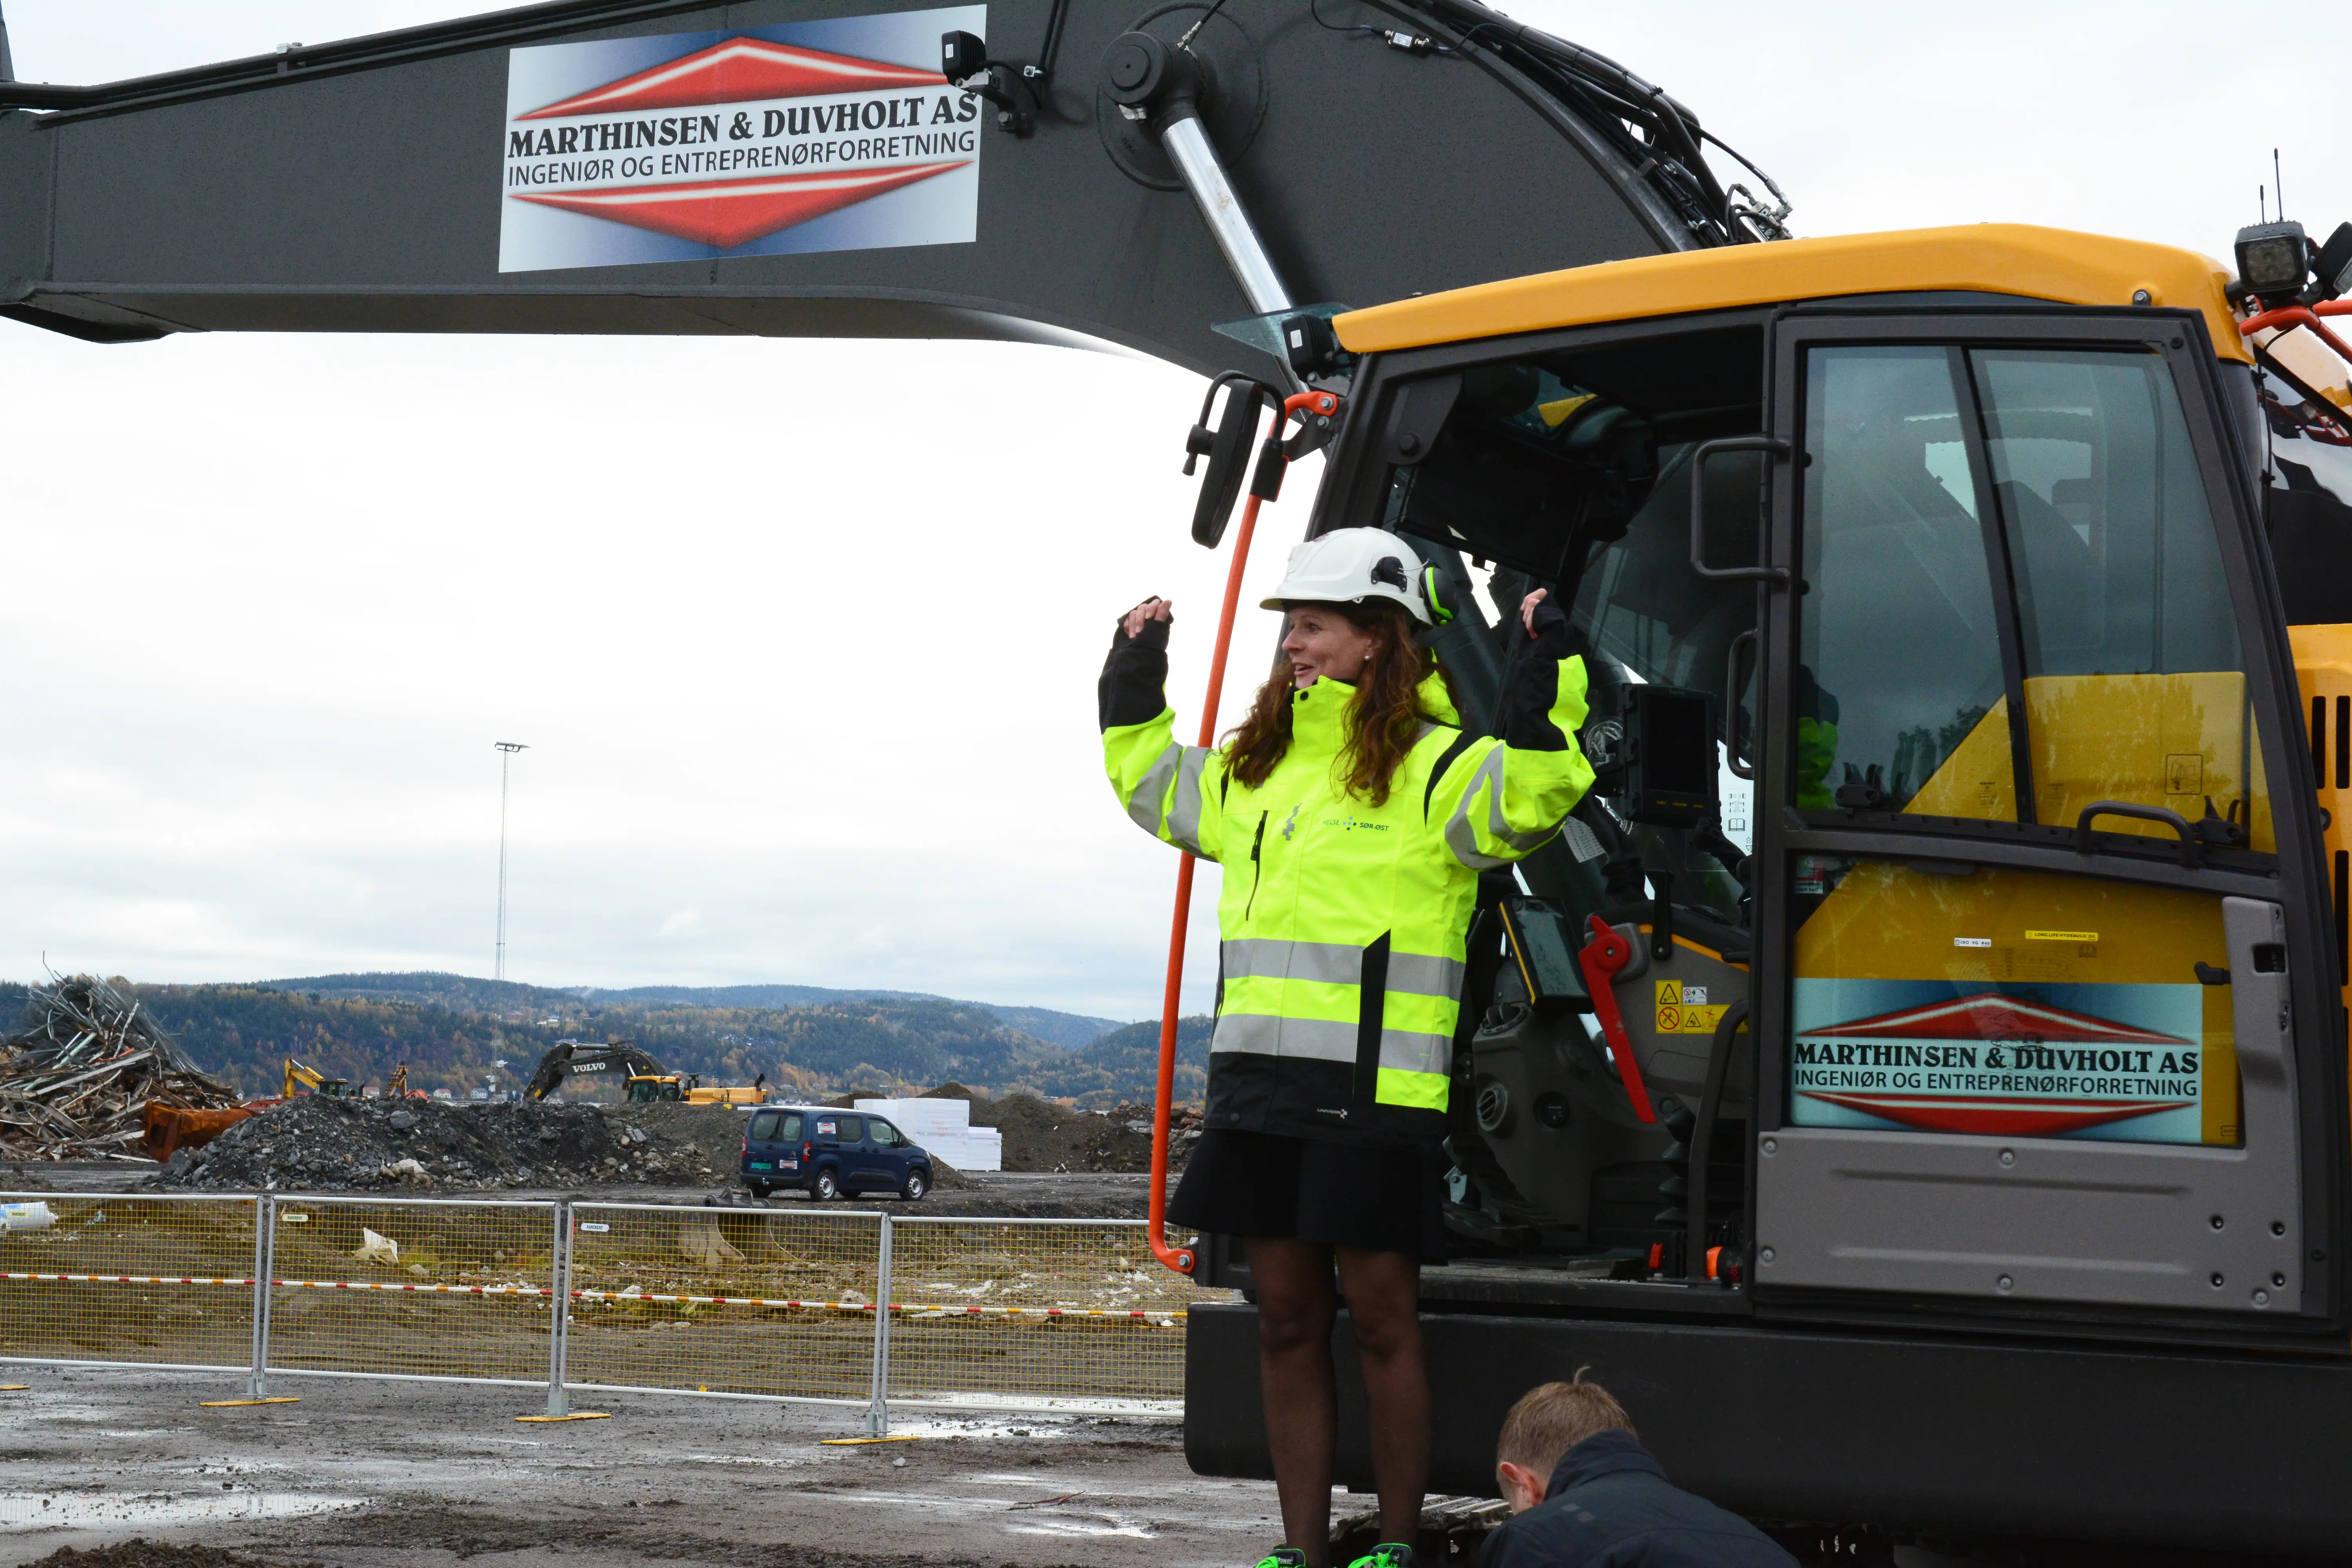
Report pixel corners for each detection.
[1148,388,1338,1277]
[2239,301,2352,372]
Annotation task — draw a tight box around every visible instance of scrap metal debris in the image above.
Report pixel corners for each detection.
[0,975,240,1160]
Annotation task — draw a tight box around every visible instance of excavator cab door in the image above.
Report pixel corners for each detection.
[1747,309,2341,1329]
[1318,312,1774,1263]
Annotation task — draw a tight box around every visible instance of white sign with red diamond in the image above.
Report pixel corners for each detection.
[1789,984,2210,1144]
[500,7,984,273]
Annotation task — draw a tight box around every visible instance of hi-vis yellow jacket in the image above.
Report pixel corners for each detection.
[1100,615,1593,1146]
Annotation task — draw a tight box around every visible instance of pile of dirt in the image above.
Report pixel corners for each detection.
[26,1544,320,1568]
[143,1094,720,1192]
[961,1092,1195,1174]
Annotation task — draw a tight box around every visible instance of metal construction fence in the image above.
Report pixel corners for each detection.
[0,1192,1222,1425]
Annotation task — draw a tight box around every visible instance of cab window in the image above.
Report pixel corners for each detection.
[1976,348,2270,849]
[869,1120,899,1146]
[1797,346,2014,818]
[1792,342,2273,856]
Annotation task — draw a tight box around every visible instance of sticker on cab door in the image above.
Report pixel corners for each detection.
[1789,981,2211,1143]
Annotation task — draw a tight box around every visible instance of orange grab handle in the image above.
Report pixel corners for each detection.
[2238,303,2352,372]
[1149,388,1337,1278]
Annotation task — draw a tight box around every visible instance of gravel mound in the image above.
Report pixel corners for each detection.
[143,1094,719,1192]
[965,1093,1185,1174]
[25,1544,320,1568]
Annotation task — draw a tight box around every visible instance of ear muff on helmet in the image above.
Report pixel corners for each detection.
[1420,564,1455,626]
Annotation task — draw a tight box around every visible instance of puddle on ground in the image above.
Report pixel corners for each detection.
[0,1490,367,1530]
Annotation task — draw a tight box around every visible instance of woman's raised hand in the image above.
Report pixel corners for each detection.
[1519,587,1548,636]
[1123,597,1174,639]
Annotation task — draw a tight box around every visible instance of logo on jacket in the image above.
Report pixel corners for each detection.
[1279,804,1303,842]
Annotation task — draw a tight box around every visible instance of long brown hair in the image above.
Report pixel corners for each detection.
[1223,599,1455,806]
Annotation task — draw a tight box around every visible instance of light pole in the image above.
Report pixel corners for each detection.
[494,742,528,982]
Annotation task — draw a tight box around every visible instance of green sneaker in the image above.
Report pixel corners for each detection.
[1347,1546,1416,1568]
[1252,1553,1309,1568]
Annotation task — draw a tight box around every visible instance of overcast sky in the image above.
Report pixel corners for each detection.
[0,3,2342,1020]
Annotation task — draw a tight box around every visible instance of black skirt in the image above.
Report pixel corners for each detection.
[1168,1129,1449,1263]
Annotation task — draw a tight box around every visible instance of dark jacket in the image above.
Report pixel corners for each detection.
[1480,1430,1796,1568]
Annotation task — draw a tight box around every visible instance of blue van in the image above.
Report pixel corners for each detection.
[740,1104,932,1201]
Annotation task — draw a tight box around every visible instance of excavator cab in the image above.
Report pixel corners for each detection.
[1281,227,2347,1328]
[624,1075,686,1103]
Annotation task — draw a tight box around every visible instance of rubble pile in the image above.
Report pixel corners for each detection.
[967,1092,1193,1174]
[147,1094,719,1192]
[0,974,239,1160]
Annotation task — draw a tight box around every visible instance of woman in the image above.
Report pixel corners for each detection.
[1100,527,1594,1568]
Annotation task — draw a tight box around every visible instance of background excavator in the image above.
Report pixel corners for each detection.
[4,0,2349,1559]
[523,1037,765,1105]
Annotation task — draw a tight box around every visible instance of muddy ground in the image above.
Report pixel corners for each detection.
[7,1159,1151,1221]
[0,1365,1283,1568]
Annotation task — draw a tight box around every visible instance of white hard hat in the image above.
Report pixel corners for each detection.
[1262,527,1436,626]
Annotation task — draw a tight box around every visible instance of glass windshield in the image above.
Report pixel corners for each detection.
[1797,345,2013,818]
[1977,348,2270,851]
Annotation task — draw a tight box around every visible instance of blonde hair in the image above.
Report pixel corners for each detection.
[1495,1369,1635,1477]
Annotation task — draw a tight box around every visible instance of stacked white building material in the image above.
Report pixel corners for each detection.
[855,1097,1002,1172]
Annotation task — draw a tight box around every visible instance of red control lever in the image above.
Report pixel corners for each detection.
[1577,915,1657,1123]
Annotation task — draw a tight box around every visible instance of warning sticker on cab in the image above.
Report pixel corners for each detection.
[1653,981,1727,1034]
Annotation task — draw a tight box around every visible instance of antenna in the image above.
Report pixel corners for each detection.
[493,742,529,983]
[2273,147,2285,219]
[2259,185,2267,224]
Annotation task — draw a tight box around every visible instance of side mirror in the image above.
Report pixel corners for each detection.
[1601,683,1719,827]
[1186,376,1277,548]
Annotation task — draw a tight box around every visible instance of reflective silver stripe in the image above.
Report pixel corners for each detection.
[1209,1013,1358,1063]
[1386,952,1466,999]
[1123,742,1181,837]
[1377,1027,1453,1077]
[1220,938,1364,986]
[1443,746,1559,870]
[1222,940,1462,998]
[1166,745,1212,856]
[1208,1014,1447,1079]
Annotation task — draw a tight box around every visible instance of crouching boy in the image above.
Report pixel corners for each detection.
[1481,1375,1795,1567]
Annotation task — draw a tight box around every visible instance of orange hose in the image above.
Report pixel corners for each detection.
[1146,388,1338,1277]
[1146,482,1264,1276]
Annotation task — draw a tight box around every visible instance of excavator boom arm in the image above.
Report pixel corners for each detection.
[0,0,1757,375]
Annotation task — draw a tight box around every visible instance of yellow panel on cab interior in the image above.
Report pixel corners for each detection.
[1902,697,2017,820]
[2022,673,2272,853]
[1335,223,2248,365]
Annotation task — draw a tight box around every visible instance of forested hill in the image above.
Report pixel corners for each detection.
[255,972,1122,1051]
[11,971,1189,1108]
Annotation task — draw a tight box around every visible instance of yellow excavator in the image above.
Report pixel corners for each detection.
[524,1038,766,1106]
[6,0,2347,1556]
[281,1058,350,1099]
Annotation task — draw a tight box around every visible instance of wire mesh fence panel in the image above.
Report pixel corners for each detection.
[884,1219,1232,1413]
[0,1192,258,1370]
[264,1198,559,1384]
[564,1204,881,1402]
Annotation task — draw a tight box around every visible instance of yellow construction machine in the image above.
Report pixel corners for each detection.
[281,1058,351,1099]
